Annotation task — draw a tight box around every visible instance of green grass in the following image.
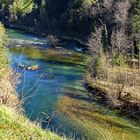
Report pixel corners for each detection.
[0,105,62,140]
[0,23,8,70]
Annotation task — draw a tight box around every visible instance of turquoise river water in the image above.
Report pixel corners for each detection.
[7,29,140,140]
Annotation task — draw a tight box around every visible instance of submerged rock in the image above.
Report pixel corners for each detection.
[27,65,39,71]
[19,64,39,71]
[19,64,26,69]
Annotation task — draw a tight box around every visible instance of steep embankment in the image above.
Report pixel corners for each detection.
[0,105,61,140]
[0,70,62,140]
[0,23,62,140]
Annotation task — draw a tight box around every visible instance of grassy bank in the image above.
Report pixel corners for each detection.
[0,105,62,140]
[85,66,140,119]
[0,23,63,140]
[86,21,140,119]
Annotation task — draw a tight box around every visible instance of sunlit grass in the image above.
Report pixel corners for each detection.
[0,105,62,140]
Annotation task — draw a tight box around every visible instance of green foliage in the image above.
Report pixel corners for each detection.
[0,0,11,6]
[41,0,46,8]
[131,0,140,59]
[0,23,8,68]
[132,0,140,36]
[39,0,46,19]
[92,50,107,78]
[113,52,126,66]
[94,56,104,71]
[9,0,34,18]
[74,0,95,9]
[102,26,109,52]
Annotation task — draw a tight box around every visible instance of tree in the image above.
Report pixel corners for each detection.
[9,0,34,21]
[131,0,140,68]
[88,26,108,79]
[88,27,103,56]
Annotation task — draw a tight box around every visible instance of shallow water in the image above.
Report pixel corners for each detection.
[7,29,140,140]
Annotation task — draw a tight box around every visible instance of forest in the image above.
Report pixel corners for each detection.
[0,0,140,140]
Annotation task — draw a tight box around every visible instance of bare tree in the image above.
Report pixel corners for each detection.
[103,0,112,9]
[88,26,104,56]
[113,0,131,26]
[111,27,128,55]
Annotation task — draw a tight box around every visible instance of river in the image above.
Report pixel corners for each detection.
[6,28,140,140]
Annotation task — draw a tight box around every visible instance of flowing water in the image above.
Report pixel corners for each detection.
[7,29,140,140]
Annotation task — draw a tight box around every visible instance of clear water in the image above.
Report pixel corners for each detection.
[7,29,140,140]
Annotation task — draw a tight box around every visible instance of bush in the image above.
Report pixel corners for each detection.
[47,35,58,47]
[91,50,108,79]
[9,0,34,21]
[113,52,126,66]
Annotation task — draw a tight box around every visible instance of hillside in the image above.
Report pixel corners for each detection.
[0,105,62,140]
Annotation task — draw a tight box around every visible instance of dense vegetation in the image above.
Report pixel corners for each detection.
[0,0,139,60]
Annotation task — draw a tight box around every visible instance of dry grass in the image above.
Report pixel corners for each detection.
[0,23,20,109]
[86,66,140,105]
[0,68,20,109]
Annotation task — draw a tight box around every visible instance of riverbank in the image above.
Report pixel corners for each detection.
[0,105,62,140]
[0,66,62,140]
[85,68,140,120]
[5,23,89,48]
[0,23,63,140]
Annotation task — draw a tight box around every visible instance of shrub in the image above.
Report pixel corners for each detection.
[91,50,108,79]
[113,52,126,66]
[9,0,34,21]
[47,35,58,47]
